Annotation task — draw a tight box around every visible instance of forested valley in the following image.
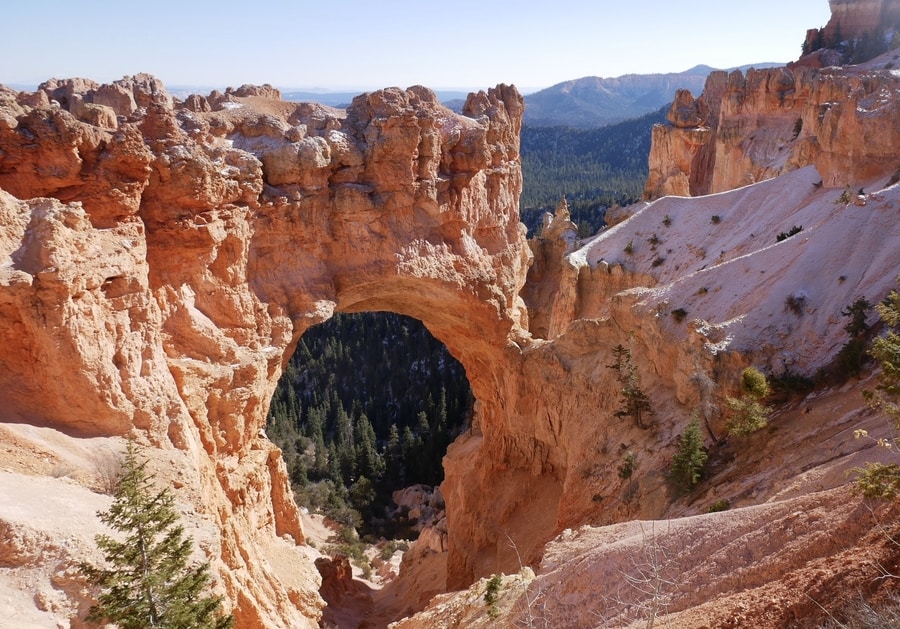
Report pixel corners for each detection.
[519,105,666,237]
[266,313,472,538]
[266,103,666,545]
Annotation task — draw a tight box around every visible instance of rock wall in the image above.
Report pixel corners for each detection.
[0,75,533,625]
[822,0,900,45]
[644,59,900,199]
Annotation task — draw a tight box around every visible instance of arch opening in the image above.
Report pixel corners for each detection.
[266,311,473,544]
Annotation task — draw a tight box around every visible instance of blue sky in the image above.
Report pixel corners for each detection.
[1,1,832,92]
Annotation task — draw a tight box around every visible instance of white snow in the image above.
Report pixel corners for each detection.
[567,166,900,374]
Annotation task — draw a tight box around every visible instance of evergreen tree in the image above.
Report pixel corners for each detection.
[836,297,873,377]
[80,441,233,629]
[607,344,654,429]
[669,416,708,491]
[866,286,900,425]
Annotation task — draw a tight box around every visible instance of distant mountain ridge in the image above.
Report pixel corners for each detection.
[522,63,782,129]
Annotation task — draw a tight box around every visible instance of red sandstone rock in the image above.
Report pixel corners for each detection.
[645,61,900,199]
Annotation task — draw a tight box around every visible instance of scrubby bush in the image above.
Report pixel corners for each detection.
[865,287,900,425]
[853,279,900,498]
[618,452,637,480]
[726,367,772,436]
[776,225,803,242]
[854,462,900,499]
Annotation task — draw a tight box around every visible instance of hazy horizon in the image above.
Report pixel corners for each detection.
[1,1,831,93]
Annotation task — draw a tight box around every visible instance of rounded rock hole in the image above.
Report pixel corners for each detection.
[266,312,472,570]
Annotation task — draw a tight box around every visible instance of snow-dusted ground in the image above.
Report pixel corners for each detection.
[573,166,900,375]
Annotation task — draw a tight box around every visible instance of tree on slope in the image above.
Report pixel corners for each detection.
[80,440,234,629]
[855,282,900,499]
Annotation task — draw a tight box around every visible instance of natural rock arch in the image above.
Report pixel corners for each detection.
[0,76,562,621]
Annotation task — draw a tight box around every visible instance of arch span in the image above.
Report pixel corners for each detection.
[0,77,565,621]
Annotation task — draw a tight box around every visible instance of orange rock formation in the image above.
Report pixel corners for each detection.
[0,75,530,626]
[644,59,900,199]
[1,3,900,627]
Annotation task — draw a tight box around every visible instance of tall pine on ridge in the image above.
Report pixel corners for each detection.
[80,441,234,629]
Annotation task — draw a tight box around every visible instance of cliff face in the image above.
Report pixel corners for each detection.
[3,7,900,627]
[644,56,900,199]
[0,76,531,626]
[822,0,900,44]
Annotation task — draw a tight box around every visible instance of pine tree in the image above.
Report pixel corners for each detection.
[669,416,708,491]
[607,344,654,429]
[80,441,233,629]
[862,286,900,427]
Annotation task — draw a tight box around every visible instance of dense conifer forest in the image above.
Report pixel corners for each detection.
[519,105,666,237]
[266,312,472,536]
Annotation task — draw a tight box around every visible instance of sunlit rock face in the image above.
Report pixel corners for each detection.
[822,0,900,45]
[3,5,900,621]
[0,75,535,625]
[644,60,900,200]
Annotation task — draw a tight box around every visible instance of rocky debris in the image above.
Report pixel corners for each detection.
[391,484,445,533]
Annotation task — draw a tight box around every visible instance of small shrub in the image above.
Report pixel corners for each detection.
[624,239,634,255]
[726,367,773,436]
[837,185,854,205]
[93,452,124,495]
[791,117,803,140]
[740,366,770,398]
[648,234,661,247]
[668,416,708,491]
[671,308,688,323]
[710,215,722,224]
[484,574,503,619]
[380,539,409,561]
[697,286,708,295]
[707,499,731,513]
[663,215,672,227]
[785,293,807,316]
[854,462,900,500]
[652,256,666,268]
[618,452,637,480]
[776,225,803,242]
[727,397,771,435]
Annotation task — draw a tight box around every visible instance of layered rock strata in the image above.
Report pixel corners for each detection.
[2,21,900,627]
[0,75,531,625]
[644,55,900,199]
